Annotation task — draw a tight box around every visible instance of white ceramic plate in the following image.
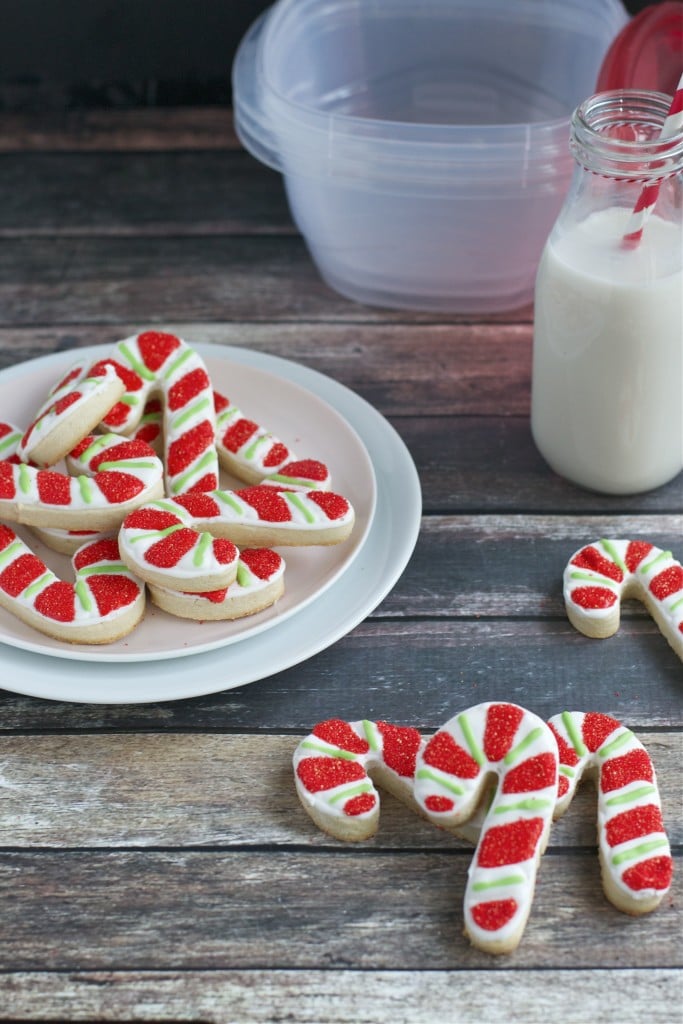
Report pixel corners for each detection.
[0,344,375,661]
[0,344,421,702]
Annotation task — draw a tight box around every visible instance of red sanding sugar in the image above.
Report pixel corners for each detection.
[137,331,181,372]
[308,491,349,520]
[34,580,75,622]
[296,756,366,793]
[600,749,654,793]
[262,442,289,468]
[89,575,139,615]
[344,793,376,817]
[167,420,215,476]
[124,507,180,530]
[0,552,46,597]
[238,487,290,521]
[167,367,211,412]
[470,898,518,932]
[73,539,121,570]
[423,731,480,779]
[97,471,144,503]
[622,856,673,892]
[0,524,16,550]
[377,721,422,777]
[650,565,683,601]
[582,712,621,753]
[570,585,617,610]
[36,471,72,505]
[176,492,221,518]
[571,546,624,582]
[146,528,198,568]
[477,818,544,868]
[625,540,654,572]
[313,719,370,755]
[502,753,557,794]
[548,722,580,767]
[0,463,17,500]
[604,805,664,848]
[221,418,258,453]
[425,795,455,813]
[213,538,238,565]
[483,703,524,762]
[240,548,282,580]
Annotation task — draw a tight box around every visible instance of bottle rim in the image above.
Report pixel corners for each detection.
[570,89,683,179]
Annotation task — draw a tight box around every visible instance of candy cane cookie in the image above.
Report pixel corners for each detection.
[170,487,354,548]
[564,539,683,662]
[293,719,425,842]
[413,702,558,954]
[18,362,125,467]
[0,434,164,531]
[147,547,285,621]
[85,331,219,496]
[118,500,240,592]
[0,527,144,644]
[549,711,673,915]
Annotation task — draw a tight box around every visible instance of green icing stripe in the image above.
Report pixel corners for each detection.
[562,711,587,758]
[243,434,268,461]
[299,740,356,761]
[415,767,464,796]
[22,572,53,599]
[458,713,485,767]
[605,785,656,807]
[569,570,617,587]
[612,838,669,866]
[0,432,20,453]
[600,539,626,573]
[74,579,92,612]
[192,532,213,568]
[216,491,245,515]
[559,764,576,778]
[640,550,671,574]
[172,396,210,431]
[170,450,215,494]
[0,541,24,566]
[285,492,315,525]
[598,729,633,759]
[77,475,93,504]
[77,435,112,462]
[18,463,32,495]
[78,564,127,576]
[130,523,184,543]
[267,473,315,490]
[236,563,253,588]
[328,782,373,805]
[120,342,156,382]
[98,459,157,472]
[504,726,543,766]
[120,395,140,407]
[668,595,683,613]
[494,797,552,814]
[472,874,525,892]
[362,719,380,752]
[163,348,193,381]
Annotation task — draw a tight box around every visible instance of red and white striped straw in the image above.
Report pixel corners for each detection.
[622,70,683,247]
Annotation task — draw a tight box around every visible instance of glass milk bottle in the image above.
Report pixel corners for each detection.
[531,90,683,494]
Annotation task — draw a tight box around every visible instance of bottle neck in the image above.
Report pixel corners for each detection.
[570,89,683,181]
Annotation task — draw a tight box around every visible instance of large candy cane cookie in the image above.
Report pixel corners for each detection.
[0,433,164,530]
[90,331,219,495]
[293,719,424,841]
[0,527,144,644]
[18,362,125,467]
[118,500,240,592]
[564,539,683,661]
[413,702,558,955]
[549,711,673,915]
[148,548,285,621]
[172,487,354,548]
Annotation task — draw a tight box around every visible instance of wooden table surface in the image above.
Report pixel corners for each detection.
[0,108,680,1024]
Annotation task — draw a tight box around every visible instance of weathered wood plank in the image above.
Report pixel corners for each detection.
[0,236,534,326]
[0,733,679,848]
[0,968,678,1024]
[0,108,241,153]
[0,152,292,236]
[0,849,678,971]
[0,618,680,730]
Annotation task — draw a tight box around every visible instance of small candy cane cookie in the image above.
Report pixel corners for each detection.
[91,331,219,496]
[413,702,558,955]
[0,434,164,531]
[18,363,125,467]
[148,548,285,621]
[564,539,683,661]
[172,487,354,548]
[293,719,424,841]
[118,500,240,592]
[549,712,673,915]
[0,528,144,644]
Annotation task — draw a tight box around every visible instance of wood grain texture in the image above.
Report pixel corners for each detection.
[0,969,679,1024]
[0,733,679,849]
[0,849,678,971]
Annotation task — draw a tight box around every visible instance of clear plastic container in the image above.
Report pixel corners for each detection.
[233,0,628,313]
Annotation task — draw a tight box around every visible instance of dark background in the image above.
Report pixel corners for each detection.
[0,0,666,111]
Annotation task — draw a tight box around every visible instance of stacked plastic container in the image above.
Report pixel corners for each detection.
[233,0,629,312]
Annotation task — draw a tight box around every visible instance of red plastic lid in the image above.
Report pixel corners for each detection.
[596,1,683,95]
